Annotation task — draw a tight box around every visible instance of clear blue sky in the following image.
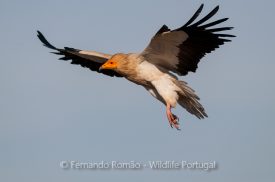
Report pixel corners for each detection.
[1,0,274,181]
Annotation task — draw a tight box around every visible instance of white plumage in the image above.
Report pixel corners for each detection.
[137,60,180,107]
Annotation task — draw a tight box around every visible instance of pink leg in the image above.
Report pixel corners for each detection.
[166,103,180,130]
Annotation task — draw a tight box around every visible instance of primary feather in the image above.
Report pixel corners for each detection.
[141,5,235,76]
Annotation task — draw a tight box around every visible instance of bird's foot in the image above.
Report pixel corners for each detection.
[168,113,180,130]
[166,104,180,130]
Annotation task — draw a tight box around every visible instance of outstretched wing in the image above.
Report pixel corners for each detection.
[141,4,235,76]
[37,31,122,77]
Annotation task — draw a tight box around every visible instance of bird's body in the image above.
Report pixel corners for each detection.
[110,53,198,108]
[37,4,234,130]
[122,53,180,105]
[102,53,207,129]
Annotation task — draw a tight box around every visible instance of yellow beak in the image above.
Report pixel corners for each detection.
[99,61,117,71]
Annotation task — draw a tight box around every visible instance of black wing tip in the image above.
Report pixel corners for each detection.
[198,4,204,10]
[181,5,235,39]
[181,4,204,28]
[201,4,219,10]
[199,18,229,29]
[190,5,220,27]
[211,5,220,14]
[216,33,236,38]
[37,30,57,50]
[208,27,234,32]
[64,47,81,52]
[213,5,220,11]
[179,4,222,30]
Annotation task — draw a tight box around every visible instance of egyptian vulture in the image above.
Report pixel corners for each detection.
[37,4,234,130]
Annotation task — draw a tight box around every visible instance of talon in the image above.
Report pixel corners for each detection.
[166,103,181,130]
[172,114,179,124]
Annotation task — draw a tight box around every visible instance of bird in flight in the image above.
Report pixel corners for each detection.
[37,4,234,130]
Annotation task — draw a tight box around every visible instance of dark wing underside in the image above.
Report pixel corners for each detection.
[141,4,235,76]
[37,31,122,77]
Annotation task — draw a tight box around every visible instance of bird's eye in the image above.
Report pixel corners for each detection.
[110,62,113,64]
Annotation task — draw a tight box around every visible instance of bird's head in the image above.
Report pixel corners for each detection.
[99,53,127,71]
